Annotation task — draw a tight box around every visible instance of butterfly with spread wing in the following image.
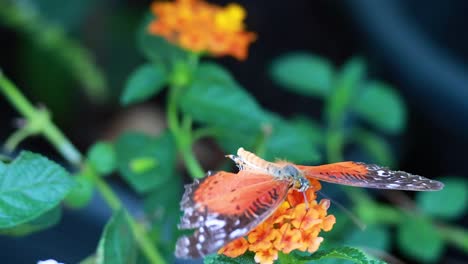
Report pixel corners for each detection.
[175,148,443,258]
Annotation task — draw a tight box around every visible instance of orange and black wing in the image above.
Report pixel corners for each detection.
[175,170,290,258]
[297,162,444,191]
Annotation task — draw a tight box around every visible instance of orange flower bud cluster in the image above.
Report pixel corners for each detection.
[149,0,256,60]
[218,179,336,264]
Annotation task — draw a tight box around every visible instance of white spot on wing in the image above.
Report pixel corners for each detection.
[205,218,226,228]
[229,228,248,239]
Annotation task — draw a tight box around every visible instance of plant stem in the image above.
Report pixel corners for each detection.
[4,127,33,152]
[192,126,220,142]
[437,224,468,252]
[0,72,165,264]
[167,84,205,178]
[0,71,82,165]
[87,166,166,264]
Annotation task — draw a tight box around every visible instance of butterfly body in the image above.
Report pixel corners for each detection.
[175,148,444,258]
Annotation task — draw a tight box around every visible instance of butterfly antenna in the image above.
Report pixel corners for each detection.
[317,190,366,230]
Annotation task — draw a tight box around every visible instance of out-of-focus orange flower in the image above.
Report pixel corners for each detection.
[148,0,256,60]
[218,179,336,264]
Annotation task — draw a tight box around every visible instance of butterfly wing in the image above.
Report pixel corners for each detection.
[175,170,290,258]
[297,162,444,191]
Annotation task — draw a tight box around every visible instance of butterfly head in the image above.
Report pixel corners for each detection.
[281,164,310,192]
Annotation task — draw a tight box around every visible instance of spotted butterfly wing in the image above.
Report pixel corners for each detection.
[175,170,290,258]
[296,161,444,191]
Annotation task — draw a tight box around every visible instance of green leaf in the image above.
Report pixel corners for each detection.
[397,216,444,262]
[121,63,167,105]
[138,14,189,70]
[289,116,324,146]
[180,62,268,133]
[214,126,259,155]
[345,225,391,251]
[352,81,406,134]
[115,131,176,193]
[270,52,334,97]
[0,151,74,228]
[144,175,182,261]
[416,177,467,220]
[326,57,365,127]
[293,246,385,264]
[264,115,321,164]
[79,255,97,264]
[0,206,61,236]
[97,209,137,264]
[204,252,256,264]
[64,173,95,209]
[351,129,395,167]
[87,141,117,176]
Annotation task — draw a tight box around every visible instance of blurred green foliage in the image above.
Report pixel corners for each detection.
[0,2,467,264]
[0,0,107,103]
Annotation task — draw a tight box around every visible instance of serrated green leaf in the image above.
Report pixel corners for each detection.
[0,151,74,228]
[87,141,117,176]
[345,225,390,251]
[138,14,189,70]
[121,63,167,105]
[64,173,95,209]
[0,206,61,236]
[416,178,467,220]
[397,216,444,262]
[115,131,176,193]
[326,57,365,127]
[97,209,137,264]
[293,246,385,264]
[270,52,334,97]
[204,252,256,264]
[352,82,406,134]
[180,62,267,133]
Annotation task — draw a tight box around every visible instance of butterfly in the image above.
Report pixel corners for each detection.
[175,147,444,258]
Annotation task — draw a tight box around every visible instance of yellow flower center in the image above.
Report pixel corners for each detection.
[215,3,246,32]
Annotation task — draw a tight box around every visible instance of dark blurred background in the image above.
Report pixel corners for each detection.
[1,0,467,263]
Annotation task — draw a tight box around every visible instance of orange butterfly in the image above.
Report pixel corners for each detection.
[175,147,443,258]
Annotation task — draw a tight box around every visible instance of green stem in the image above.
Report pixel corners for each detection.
[4,127,34,152]
[0,71,82,165]
[0,72,165,264]
[42,120,82,165]
[87,165,121,211]
[87,166,166,264]
[0,71,37,118]
[167,84,204,178]
[192,126,220,142]
[437,224,468,252]
[127,216,166,264]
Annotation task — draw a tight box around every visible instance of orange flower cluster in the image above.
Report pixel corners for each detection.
[149,0,256,60]
[218,180,336,264]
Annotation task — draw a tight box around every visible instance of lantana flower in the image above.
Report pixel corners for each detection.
[148,0,256,60]
[218,179,336,264]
